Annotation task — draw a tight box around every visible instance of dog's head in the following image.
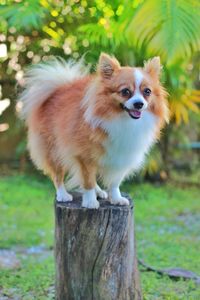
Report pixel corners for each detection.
[91,53,169,124]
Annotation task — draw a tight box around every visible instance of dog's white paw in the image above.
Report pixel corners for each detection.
[95,184,108,199]
[82,198,100,209]
[96,187,108,199]
[82,189,100,209]
[110,196,129,206]
[98,190,108,199]
[56,186,73,202]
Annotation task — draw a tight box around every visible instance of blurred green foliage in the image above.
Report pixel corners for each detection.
[0,0,200,176]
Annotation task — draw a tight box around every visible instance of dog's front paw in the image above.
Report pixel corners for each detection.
[98,190,108,199]
[57,193,73,202]
[95,184,108,199]
[56,186,73,202]
[110,196,129,206]
[96,188,108,199]
[82,198,100,209]
[82,189,100,209]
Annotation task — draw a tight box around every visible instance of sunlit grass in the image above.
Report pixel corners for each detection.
[125,182,200,299]
[0,175,54,248]
[0,255,54,300]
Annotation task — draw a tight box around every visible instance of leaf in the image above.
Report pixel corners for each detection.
[139,259,200,285]
[170,88,200,125]
[183,100,199,113]
[78,22,116,48]
[0,1,46,31]
[190,90,200,102]
[126,0,200,63]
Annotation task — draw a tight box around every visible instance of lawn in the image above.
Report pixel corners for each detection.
[0,174,199,299]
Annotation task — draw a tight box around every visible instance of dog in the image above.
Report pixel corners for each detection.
[19,53,169,209]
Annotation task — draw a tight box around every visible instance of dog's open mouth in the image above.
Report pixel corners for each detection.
[127,109,141,119]
[120,104,142,119]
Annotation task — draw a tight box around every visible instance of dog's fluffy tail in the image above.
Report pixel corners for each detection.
[19,58,88,122]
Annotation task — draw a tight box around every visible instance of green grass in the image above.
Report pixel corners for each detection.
[0,174,200,299]
[0,174,55,299]
[0,175,54,248]
[0,255,54,300]
[125,182,200,299]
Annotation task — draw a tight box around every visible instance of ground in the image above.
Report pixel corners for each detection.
[0,174,199,299]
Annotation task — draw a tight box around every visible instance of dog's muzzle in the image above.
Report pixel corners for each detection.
[120,103,142,119]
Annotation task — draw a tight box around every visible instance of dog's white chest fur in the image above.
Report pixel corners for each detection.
[99,111,158,180]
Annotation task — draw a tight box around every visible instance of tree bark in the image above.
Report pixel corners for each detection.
[55,192,142,300]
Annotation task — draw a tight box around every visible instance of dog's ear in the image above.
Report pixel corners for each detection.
[98,53,120,79]
[144,57,162,78]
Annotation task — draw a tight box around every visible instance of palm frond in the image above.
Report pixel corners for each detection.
[127,0,200,64]
[0,0,46,31]
[170,89,200,125]
[78,19,127,48]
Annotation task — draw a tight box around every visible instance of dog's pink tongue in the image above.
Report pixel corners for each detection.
[129,110,141,118]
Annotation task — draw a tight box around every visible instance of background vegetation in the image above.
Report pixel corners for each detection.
[0,0,200,299]
[0,0,200,179]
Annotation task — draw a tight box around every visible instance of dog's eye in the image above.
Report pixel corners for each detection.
[143,88,151,96]
[121,88,132,97]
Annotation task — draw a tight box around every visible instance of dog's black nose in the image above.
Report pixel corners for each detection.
[134,102,144,110]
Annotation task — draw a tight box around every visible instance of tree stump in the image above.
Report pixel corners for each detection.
[55,192,142,300]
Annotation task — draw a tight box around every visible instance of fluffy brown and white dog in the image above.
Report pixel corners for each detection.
[20,53,169,209]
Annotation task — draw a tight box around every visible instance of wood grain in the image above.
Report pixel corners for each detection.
[55,192,142,300]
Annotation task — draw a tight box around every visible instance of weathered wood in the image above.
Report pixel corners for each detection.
[55,193,142,300]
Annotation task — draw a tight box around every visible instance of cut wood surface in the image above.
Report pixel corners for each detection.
[55,192,142,300]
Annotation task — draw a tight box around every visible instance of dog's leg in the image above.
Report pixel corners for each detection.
[82,189,99,209]
[108,175,129,206]
[77,158,99,209]
[95,184,108,199]
[54,169,73,202]
[56,184,73,202]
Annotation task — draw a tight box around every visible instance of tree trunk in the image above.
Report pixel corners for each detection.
[55,192,142,300]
